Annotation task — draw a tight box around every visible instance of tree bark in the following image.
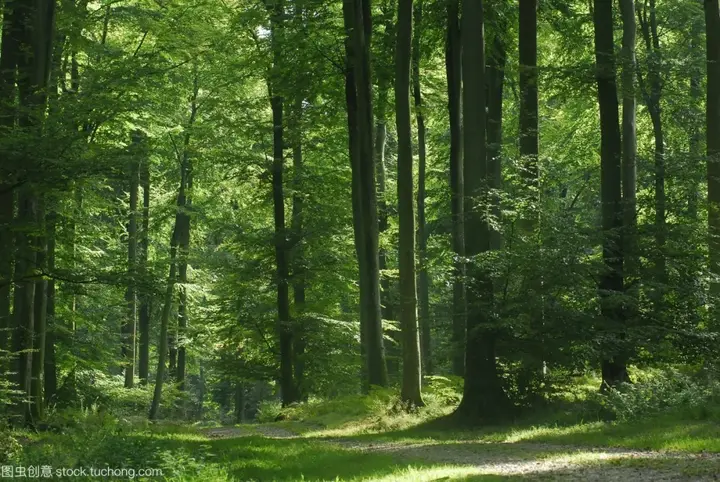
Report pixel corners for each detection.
[487,27,506,253]
[177,75,198,393]
[138,140,151,385]
[345,0,388,389]
[396,0,424,407]
[706,0,720,323]
[593,0,629,388]
[446,0,465,378]
[30,198,47,421]
[456,0,509,421]
[412,0,431,377]
[269,0,298,406]
[620,0,638,282]
[638,0,665,292]
[519,0,538,200]
[123,133,141,389]
[44,209,57,405]
[290,96,306,400]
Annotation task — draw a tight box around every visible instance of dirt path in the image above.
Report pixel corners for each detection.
[203,425,720,481]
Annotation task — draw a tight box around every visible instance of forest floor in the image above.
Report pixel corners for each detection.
[13,390,720,480]
[197,418,720,481]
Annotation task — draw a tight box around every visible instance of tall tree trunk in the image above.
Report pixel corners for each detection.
[446,0,465,378]
[412,0,431,377]
[123,134,141,389]
[519,0,538,199]
[149,154,190,419]
[345,0,388,389]
[708,0,720,317]
[620,0,638,283]
[44,209,57,405]
[291,96,307,400]
[396,0,424,407]
[149,241,177,420]
[177,75,198,393]
[342,0,368,389]
[138,140,151,385]
[593,0,628,388]
[30,198,47,421]
[269,0,298,406]
[638,0,666,294]
[688,12,703,220]
[456,0,508,421]
[0,0,19,369]
[234,383,245,423]
[13,0,55,425]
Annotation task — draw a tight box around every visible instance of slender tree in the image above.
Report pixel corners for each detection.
[620,0,638,281]
[269,0,298,406]
[446,0,465,377]
[412,0,431,376]
[593,0,628,387]
[123,134,141,388]
[638,0,666,292]
[396,0,423,406]
[707,0,720,317]
[138,140,151,385]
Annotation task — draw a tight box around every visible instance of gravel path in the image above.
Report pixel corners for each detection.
[203,425,720,481]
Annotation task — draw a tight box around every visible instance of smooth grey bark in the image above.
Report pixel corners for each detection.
[446,0,465,378]
[519,0,538,214]
[344,0,388,389]
[620,0,638,280]
[593,0,629,388]
[44,209,57,405]
[412,0,431,377]
[396,0,424,407]
[291,96,306,400]
[707,0,720,317]
[123,134,141,389]
[30,198,47,421]
[138,141,151,385]
[269,0,298,406]
[455,0,509,421]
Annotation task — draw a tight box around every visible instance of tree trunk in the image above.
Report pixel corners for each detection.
[412,0,431,377]
[593,0,629,388]
[638,0,666,294]
[44,209,57,405]
[177,76,198,393]
[519,0,539,201]
[396,0,424,407]
[345,0,388,389]
[123,134,141,389]
[456,0,509,421]
[291,96,307,400]
[30,198,47,421]
[446,0,465,378]
[149,242,177,420]
[620,0,638,283]
[269,0,298,406]
[706,0,720,323]
[234,384,245,423]
[342,0,368,389]
[138,140,151,385]
[0,0,19,368]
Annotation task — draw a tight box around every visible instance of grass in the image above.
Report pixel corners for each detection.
[10,372,720,480]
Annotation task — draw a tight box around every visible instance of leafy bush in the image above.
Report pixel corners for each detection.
[593,368,720,422]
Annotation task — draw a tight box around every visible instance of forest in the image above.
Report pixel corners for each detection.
[1,0,720,479]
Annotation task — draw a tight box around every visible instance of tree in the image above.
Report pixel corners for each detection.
[519,0,538,214]
[412,0,431,376]
[138,140,151,385]
[620,0,637,283]
[123,133,141,388]
[396,0,423,407]
[343,0,388,390]
[446,0,465,378]
[456,0,509,421]
[269,0,298,406]
[707,0,720,316]
[637,0,666,292]
[593,0,628,388]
